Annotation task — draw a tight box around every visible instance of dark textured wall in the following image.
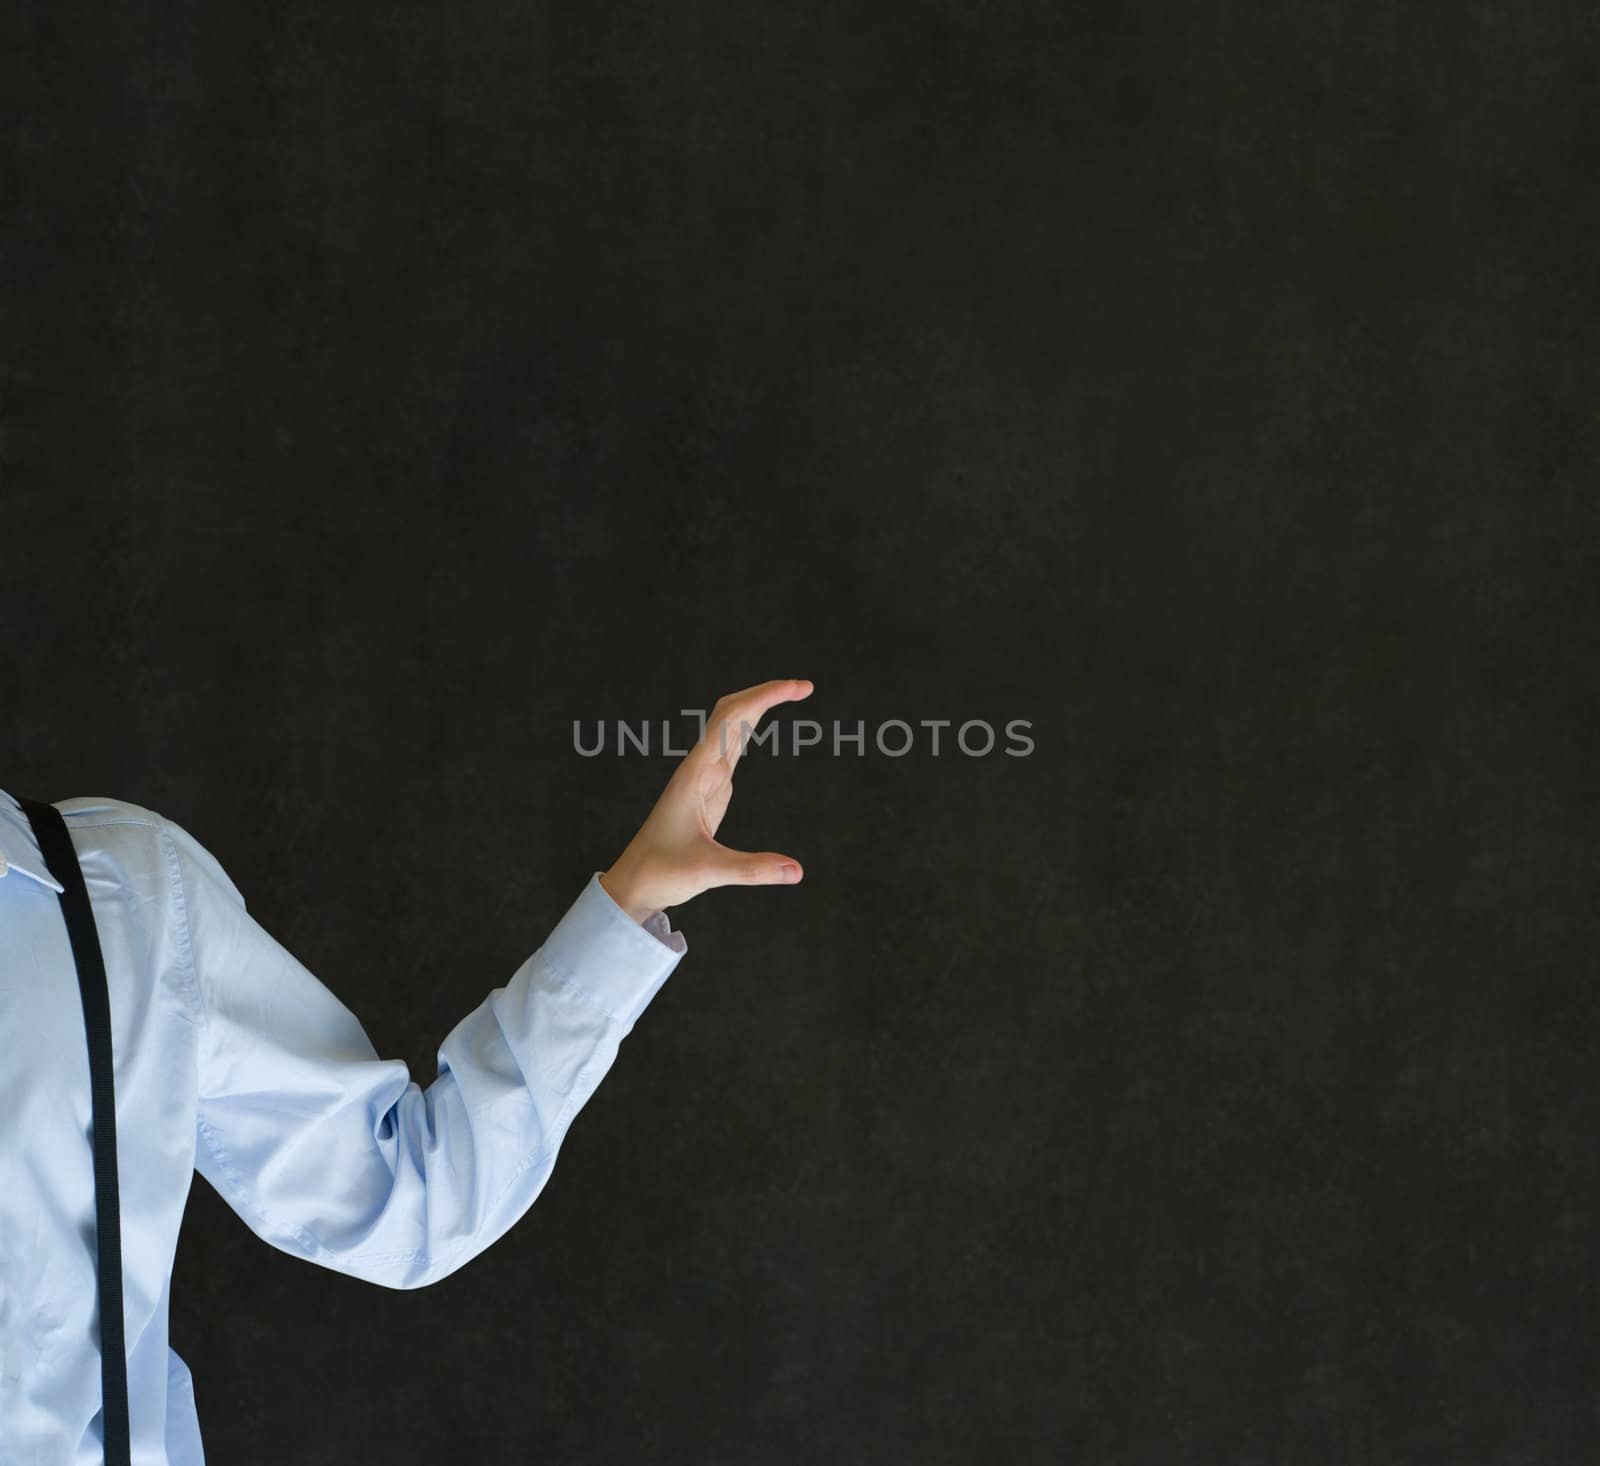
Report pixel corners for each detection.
[4,3,1596,1462]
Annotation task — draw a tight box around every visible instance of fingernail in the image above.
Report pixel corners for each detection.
[778,863,801,882]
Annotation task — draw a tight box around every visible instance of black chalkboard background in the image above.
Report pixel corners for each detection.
[4,4,1596,1462]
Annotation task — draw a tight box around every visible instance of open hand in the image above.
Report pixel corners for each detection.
[598,678,813,923]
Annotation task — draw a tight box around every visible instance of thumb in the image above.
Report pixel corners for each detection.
[705,844,804,888]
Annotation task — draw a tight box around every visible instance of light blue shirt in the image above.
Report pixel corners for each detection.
[0,785,686,1464]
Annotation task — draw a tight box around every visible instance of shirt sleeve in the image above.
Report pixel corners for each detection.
[165,817,687,1290]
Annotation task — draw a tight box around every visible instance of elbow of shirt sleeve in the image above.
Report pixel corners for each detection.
[536,871,687,1031]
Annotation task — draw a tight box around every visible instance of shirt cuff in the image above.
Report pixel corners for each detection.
[535,871,688,1027]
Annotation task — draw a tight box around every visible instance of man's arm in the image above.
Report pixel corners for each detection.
[172,817,685,1290]
[176,677,810,1291]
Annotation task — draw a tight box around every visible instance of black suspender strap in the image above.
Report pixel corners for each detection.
[17,795,132,1466]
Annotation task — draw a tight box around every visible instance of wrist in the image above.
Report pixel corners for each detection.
[598,864,655,925]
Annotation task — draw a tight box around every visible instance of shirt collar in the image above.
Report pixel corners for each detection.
[0,785,68,892]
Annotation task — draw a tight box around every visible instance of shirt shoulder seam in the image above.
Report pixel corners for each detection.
[159,825,209,1030]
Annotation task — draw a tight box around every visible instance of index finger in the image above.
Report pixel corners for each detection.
[698,678,814,767]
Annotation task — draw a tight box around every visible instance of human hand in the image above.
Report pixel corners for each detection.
[598,678,813,923]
